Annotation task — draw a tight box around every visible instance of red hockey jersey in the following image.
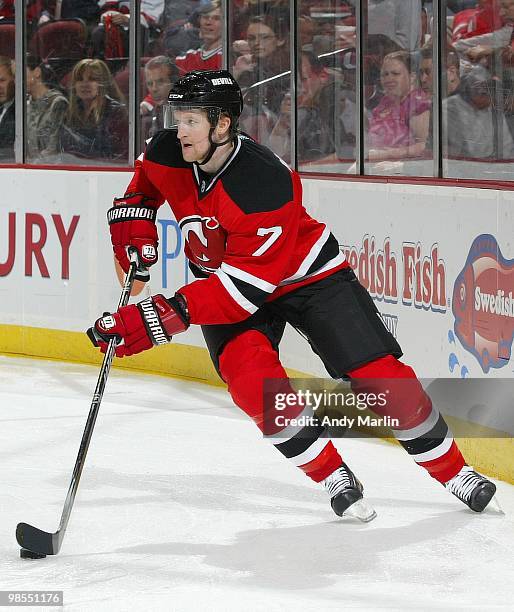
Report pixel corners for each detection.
[175,46,222,76]
[124,130,348,326]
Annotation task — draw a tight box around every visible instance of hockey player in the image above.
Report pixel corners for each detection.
[88,69,497,521]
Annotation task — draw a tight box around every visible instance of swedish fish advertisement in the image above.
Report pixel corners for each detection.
[453,234,514,373]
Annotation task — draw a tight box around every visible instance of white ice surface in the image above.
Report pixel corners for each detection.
[1,355,513,612]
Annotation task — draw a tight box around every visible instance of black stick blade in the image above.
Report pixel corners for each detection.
[16,523,59,556]
[20,548,47,559]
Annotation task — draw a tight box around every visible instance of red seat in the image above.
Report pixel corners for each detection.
[0,23,15,59]
[30,18,87,60]
[29,18,88,80]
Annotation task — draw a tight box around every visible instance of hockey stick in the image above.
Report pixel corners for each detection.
[16,252,140,558]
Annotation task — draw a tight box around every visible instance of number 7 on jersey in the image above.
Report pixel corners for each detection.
[252,226,283,256]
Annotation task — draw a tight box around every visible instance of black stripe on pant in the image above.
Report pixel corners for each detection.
[398,414,449,456]
[273,421,326,458]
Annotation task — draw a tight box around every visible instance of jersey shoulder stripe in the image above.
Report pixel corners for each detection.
[145,128,191,168]
[221,137,294,214]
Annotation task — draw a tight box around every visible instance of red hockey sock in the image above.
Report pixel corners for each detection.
[348,355,465,483]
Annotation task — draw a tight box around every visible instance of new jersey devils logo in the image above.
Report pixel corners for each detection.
[179,215,227,272]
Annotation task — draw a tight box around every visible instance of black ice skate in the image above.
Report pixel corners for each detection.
[445,465,497,512]
[323,462,377,522]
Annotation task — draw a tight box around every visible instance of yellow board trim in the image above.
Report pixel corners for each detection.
[0,323,223,386]
[1,324,512,484]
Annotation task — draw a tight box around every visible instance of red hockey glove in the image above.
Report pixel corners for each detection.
[87,294,189,357]
[108,192,159,282]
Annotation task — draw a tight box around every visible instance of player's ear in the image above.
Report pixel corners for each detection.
[216,114,231,138]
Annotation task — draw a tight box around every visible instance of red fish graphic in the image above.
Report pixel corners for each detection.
[452,234,514,373]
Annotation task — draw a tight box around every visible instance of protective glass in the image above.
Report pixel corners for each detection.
[163,105,221,130]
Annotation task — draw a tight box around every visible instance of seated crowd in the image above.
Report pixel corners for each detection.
[2,0,514,170]
[0,0,223,163]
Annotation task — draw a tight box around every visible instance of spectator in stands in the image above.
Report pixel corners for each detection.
[60,0,100,25]
[161,0,201,57]
[92,0,164,59]
[26,55,68,161]
[140,55,178,146]
[451,0,502,43]
[329,51,359,160]
[335,84,358,160]
[0,55,15,161]
[31,1,100,28]
[269,51,340,163]
[330,45,383,115]
[298,14,317,50]
[234,12,289,110]
[419,44,461,96]
[443,64,514,158]
[59,58,128,161]
[453,0,514,71]
[162,0,200,33]
[418,44,462,153]
[367,50,431,161]
[234,10,290,144]
[175,0,222,75]
[367,0,423,52]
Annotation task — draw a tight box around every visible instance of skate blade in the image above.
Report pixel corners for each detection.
[344,499,377,523]
[490,495,505,515]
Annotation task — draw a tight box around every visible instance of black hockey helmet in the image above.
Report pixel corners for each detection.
[165,70,243,131]
[165,70,243,165]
